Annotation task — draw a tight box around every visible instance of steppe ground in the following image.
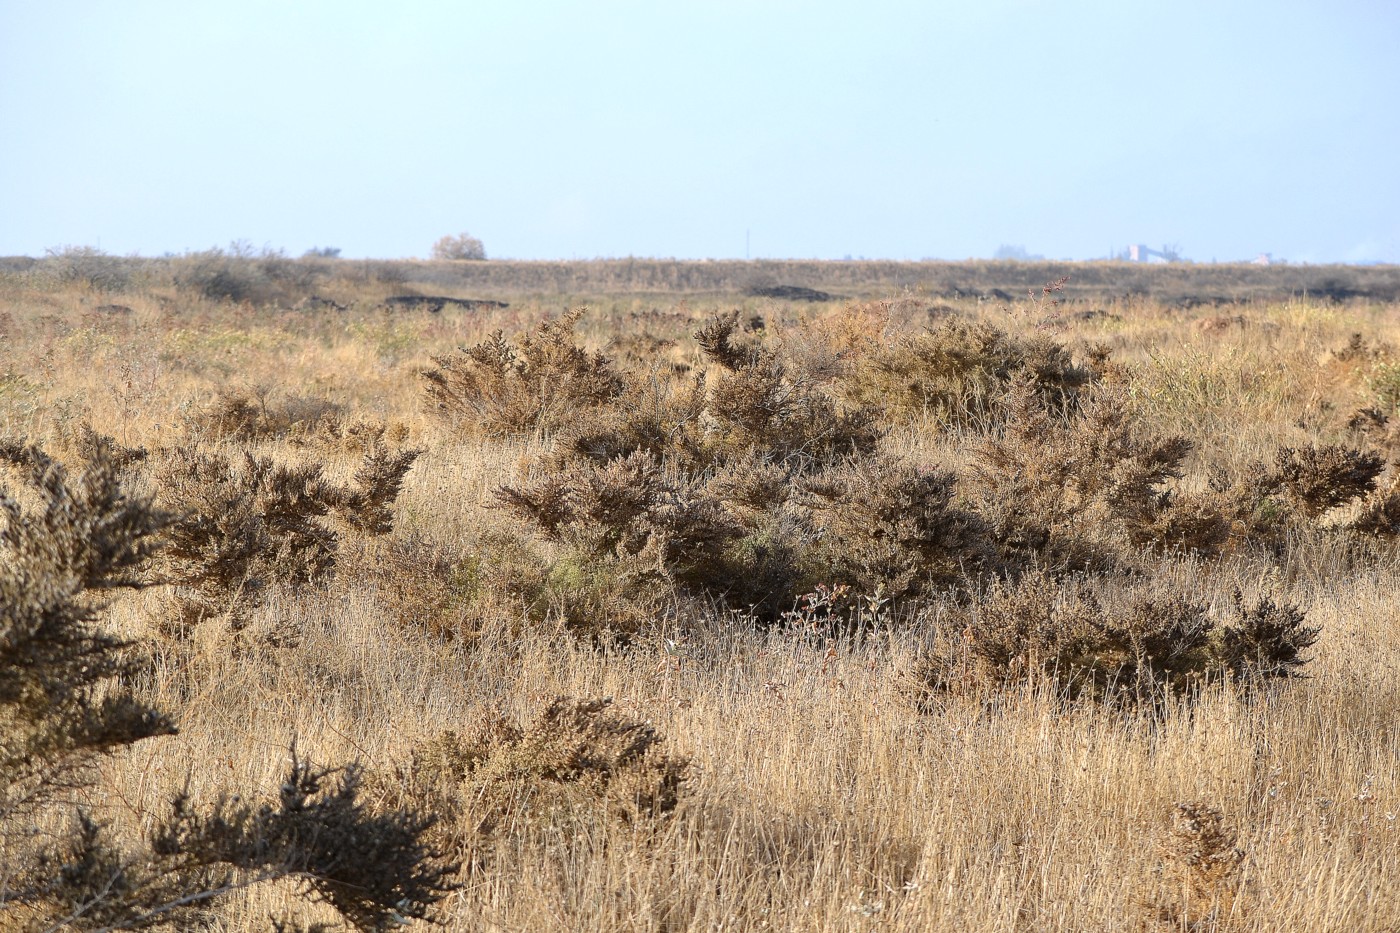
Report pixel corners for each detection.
[2,256,1398,932]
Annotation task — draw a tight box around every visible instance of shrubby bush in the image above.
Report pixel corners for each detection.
[380,697,689,868]
[409,301,1370,720]
[836,315,1095,427]
[40,245,133,292]
[423,309,623,436]
[430,232,486,261]
[170,243,323,305]
[0,438,454,930]
[153,440,420,630]
[906,571,1318,708]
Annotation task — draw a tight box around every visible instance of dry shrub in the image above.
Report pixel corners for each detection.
[1218,590,1320,680]
[707,450,794,519]
[839,316,1094,427]
[1330,332,1388,366]
[170,246,323,306]
[1344,406,1400,452]
[0,439,454,931]
[153,443,419,629]
[908,572,1317,707]
[0,438,174,827]
[551,322,877,478]
[496,452,740,570]
[970,378,1220,571]
[341,535,471,635]
[8,753,456,933]
[695,311,880,469]
[694,310,762,371]
[704,354,879,467]
[607,330,679,368]
[37,245,133,292]
[476,312,894,630]
[336,532,542,639]
[1265,444,1383,518]
[332,443,424,537]
[544,371,710,471]
[291,413,412,456]
[1210,445,1386,554]
[779,300,894,383]
[53,420,149,471]
[801,456,992,600]
[495,451,742,636]
[184,387,341,444]
[1350,470,1400,537]
[422,308,623,436]
[1147,802,1247,930]
[382,697,689,865]
[470,306,1364,636]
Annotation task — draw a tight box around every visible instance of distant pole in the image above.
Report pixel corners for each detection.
[746,229,750,261]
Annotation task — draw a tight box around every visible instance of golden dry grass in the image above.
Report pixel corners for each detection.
[2,265,1399,931]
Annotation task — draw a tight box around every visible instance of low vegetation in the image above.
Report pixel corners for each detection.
[1,256,1397,930]
[0,440,453,931]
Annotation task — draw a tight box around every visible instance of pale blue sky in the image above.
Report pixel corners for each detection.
[2,1,1396,262]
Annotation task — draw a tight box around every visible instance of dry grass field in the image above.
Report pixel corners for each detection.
[2,256,1399,931]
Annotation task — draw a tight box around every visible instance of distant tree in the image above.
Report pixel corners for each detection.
[42,244,130,290]
[431,233,487,261]
[303,246,342,259]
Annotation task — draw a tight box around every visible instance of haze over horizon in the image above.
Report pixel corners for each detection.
[3,1,1397,264]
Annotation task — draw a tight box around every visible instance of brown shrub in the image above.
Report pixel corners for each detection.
[339,535,479,637]
[381,697,689,866]
[704,355,880,469]
[153,443,419,628]
[339,529,552,639]
[1331,332,1388,365]
[694,310,762,371]
[0,439,454,931]
[839,317,1094,427]
[801,456,992,600]
[0,437,174,826]
[422,308,623,436]
[291,413,412,456]
[1350,471,1400,537]
[1148,802,1247,929]
[544,371,709,471]
[53,421,148,470]
[1265,444,1383,518]
[184,387,341,444]
[907,573,1317,707]
[495,452,743,635]
[707,451,794,519]
[969,378,1211,571]
[1218,590,1320,679]
[328,442,424,537]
